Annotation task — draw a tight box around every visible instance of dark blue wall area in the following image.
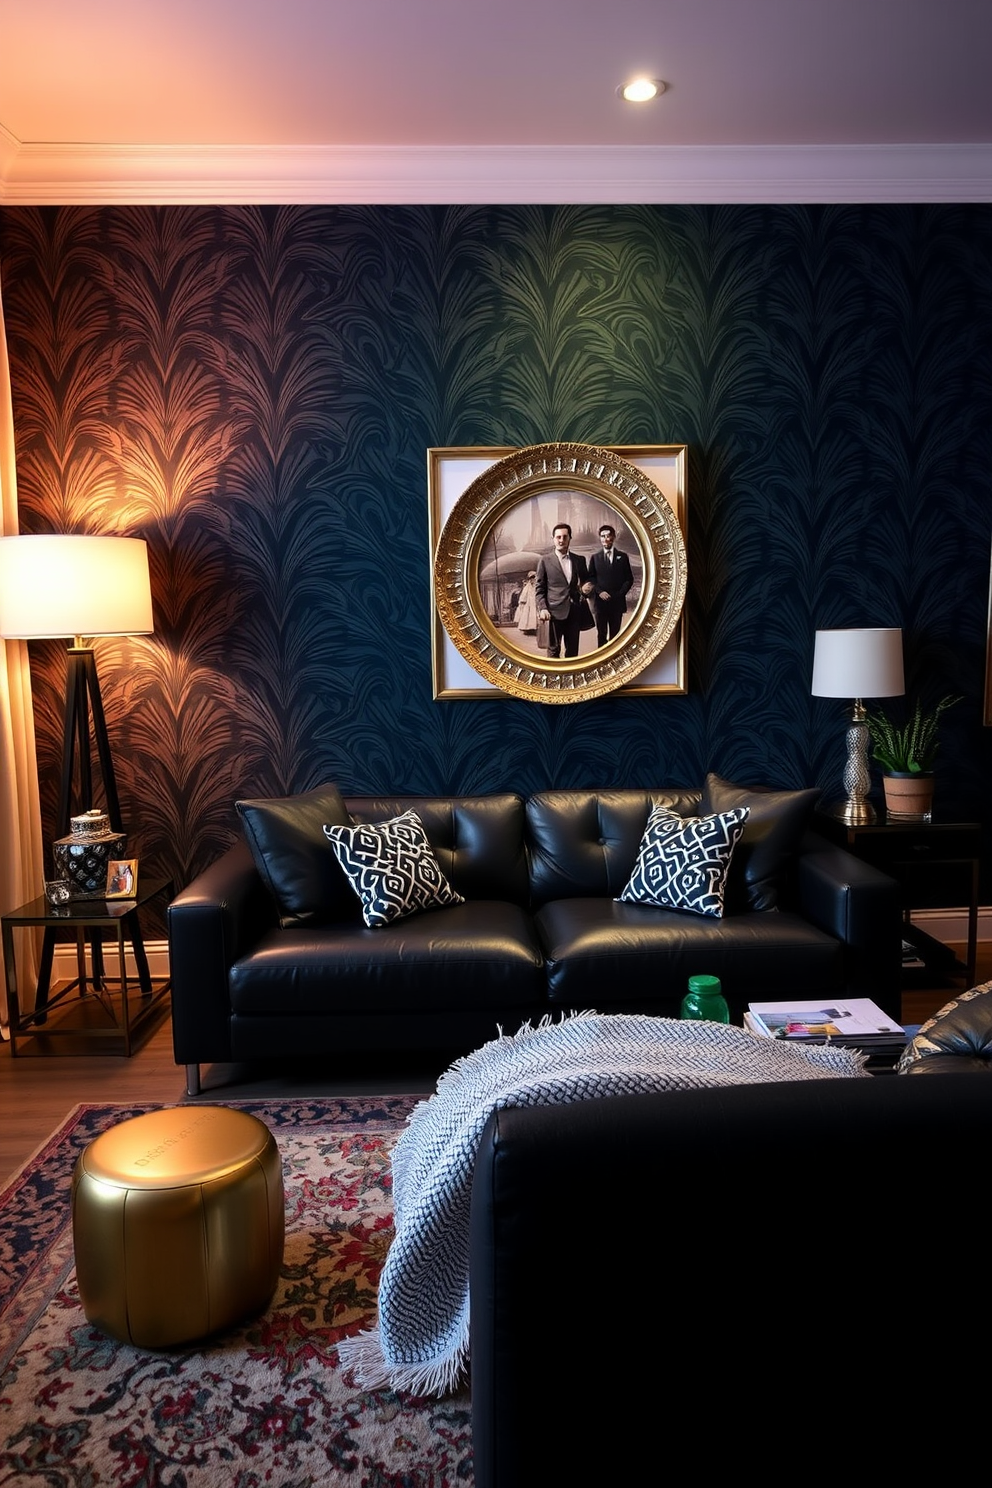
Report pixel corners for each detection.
[1,203,990,892]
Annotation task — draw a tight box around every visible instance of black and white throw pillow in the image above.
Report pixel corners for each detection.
[617,804,750,918]
[323,809,464,928]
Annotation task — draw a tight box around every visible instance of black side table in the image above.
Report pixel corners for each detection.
[1,877,174,1056]
[813,813,980,986]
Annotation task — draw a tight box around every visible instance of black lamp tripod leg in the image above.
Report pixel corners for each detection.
[56,648,126,989]
[58,649,122,837]
[57,653,88,840]
[32,928,57,1023]
[81,649,122,834]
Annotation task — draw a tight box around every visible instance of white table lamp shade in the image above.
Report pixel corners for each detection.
[0,535,154,640]
[811,628,904,699]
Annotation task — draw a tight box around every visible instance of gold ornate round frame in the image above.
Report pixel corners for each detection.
[433,442,688,703]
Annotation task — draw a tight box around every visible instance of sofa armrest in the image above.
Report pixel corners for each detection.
[470,1078,991,1488]
[167,838,275,1070]
[797,830,902,1015]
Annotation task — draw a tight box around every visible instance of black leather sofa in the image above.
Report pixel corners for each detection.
[469,1074,992,1488]
[168,781,901,1095]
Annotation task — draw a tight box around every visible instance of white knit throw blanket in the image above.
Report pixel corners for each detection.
[338,1012,868,1396]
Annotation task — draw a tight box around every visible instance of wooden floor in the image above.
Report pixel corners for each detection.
[1,949,986,1188]
[0,1000,446,1188]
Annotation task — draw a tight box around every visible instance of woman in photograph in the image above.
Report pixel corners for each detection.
[514,570,539,635]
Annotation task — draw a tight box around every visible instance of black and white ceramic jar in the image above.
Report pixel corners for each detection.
[53,814,127,898]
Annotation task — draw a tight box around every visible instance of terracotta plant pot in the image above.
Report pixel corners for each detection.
[882,771,934,821]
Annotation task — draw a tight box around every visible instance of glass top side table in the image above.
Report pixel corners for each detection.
[813,813,980,987]
[2,877,174,1056]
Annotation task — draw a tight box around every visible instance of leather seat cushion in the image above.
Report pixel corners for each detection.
[228,900,544,1015]
[534,898,843,1007]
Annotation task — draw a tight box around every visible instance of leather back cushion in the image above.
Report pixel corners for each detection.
[526,789,702,908]
[700,772,820,912]
[345,794,531,906]
[236,782,354,927]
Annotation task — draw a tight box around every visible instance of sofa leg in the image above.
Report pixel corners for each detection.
[185,1063,201,1097]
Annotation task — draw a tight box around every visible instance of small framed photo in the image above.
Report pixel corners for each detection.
[105,858,138,899]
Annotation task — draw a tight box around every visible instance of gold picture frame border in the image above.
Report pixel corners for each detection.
[429,442,689,702]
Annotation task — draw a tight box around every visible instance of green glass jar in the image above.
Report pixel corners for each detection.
[681,974,730,1023]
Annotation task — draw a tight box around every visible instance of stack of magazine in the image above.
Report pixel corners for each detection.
[744,997,907,1058]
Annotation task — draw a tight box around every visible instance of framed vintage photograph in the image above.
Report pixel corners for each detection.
[429,442,688,702]
[105,858,138,899]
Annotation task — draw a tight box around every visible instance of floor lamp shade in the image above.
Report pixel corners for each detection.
[811,627,905,826]
[0,535,153,641]
[0,534,154,842]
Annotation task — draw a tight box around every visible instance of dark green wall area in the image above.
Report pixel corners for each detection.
[1,203,990,894]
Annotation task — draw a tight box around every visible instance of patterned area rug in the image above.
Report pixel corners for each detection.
[0,1097,473,1487]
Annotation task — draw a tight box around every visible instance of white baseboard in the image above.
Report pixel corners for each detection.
[53,939,171,980]
[909,908,992,944]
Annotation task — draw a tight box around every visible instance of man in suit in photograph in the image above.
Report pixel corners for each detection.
[535,523,593,659]
[586,523,634,646]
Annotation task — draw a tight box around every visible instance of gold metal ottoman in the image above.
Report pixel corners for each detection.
[71,1105,284,1349]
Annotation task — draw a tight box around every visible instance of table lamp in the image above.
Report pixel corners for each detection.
[0,534,154,836]
[811,627,905,825]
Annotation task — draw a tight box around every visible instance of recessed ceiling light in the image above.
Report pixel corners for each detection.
[618,77,666,103]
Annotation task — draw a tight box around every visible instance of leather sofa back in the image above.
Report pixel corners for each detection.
[345,794,531,907]
[525,788,702,908]
[345,788,708,910]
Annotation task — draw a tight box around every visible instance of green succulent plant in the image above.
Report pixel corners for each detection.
[865,693,962,774]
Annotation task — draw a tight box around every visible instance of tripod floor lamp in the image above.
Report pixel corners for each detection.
[1,533,154,1015]
[0,533,154,839]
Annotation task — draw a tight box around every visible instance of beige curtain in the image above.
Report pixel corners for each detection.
[0,260,44,1036]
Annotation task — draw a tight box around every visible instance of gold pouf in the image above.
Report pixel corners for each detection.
[71,1105,284,1349]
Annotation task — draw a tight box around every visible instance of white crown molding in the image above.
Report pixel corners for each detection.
[1,137,991,205]
[0,122,20,192]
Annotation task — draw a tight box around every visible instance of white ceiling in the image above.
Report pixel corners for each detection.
[2,0,992,204]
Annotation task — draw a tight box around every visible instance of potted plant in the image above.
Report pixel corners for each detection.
[865,693,962,818]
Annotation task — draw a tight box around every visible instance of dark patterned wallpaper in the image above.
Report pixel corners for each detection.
[1,203,991,896]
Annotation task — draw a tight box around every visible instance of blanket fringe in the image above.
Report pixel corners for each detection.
[338,1321,470,1398]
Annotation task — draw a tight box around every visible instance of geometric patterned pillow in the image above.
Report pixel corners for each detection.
[617,804,750,918]
[322,809,464,928]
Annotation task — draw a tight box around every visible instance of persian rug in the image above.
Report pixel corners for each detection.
[341,1012,868,1396]
[0,1096,473,1488]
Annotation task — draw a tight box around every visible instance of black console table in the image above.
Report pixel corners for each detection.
[814,813,980,987]
[1,877,173,1056]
